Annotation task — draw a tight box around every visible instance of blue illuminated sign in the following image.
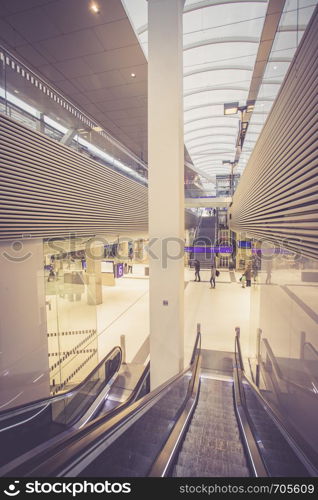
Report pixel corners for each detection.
[185,246,233,254]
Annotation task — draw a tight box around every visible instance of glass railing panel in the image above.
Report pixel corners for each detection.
[242,381,309,477]
[0,46,148,185]
[247,239,318,469]
[303,343,318,388]
[51,349,121,426]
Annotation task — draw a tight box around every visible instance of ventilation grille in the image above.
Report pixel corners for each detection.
[230,7,318,260]
[0,113,148,240]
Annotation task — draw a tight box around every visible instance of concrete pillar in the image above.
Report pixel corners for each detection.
[86,243,103,305]
[60,128,77,146]
[0,239,50,409]
[38,113,46,134]
[118,240,129,260]
[148,0,185,389]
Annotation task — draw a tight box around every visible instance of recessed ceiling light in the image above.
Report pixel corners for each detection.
[273,65,277,70]
[131,73,136,78]
[90,2,100,14]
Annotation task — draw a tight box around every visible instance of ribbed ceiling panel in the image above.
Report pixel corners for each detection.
[230,6,318,260]
[0,113,148,240]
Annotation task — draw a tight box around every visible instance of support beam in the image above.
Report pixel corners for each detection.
[60,128,77,146]
[148,0,185,389]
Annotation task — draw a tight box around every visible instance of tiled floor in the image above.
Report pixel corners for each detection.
[184,268,252,366]
[46,267,253,371]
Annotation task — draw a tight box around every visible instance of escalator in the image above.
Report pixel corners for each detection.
[191,216,217,269]
[172,377,249,477]
[1,330,317,478]
[0,346,122,466]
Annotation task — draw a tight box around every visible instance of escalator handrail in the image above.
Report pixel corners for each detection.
[0,360,150,477]
[262,338,317,396]
[235,332,318,476]
[0,346,122,422]
[235,327,245,372]
[190,329,201,365]
[234,336,268,477]
[5,333,201,477]
[303,341,318,360]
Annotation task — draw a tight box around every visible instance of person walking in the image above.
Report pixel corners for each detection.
[210,264,216,288]
[244,264,252,287]
[128,247,133,273]
[194,259,201,282]
[252,256,258,283]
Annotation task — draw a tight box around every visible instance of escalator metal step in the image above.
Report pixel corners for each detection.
[173,377,250,477]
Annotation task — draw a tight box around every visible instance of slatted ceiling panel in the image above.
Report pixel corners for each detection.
[1,124,145,207]
[0,112,148,240]
[230,6,318,261]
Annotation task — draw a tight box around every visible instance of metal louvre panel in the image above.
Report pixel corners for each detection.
[0,113,148,240]
[230,6,318,260]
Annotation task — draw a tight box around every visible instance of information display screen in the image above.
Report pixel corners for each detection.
[238,241,251,249]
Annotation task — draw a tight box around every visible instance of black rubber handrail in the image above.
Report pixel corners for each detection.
[0,346,122,423]
[235,331,318,476]
[148,332,201,476]
[262,338,317,396]
[3,333,200,477]
[234,334,268,477]
[303,341,318,360]
[0,360,150,477]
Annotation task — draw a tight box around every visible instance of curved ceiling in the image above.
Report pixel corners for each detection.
[122,0,316,191]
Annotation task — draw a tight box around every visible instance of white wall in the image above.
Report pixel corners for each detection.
[0,239,50,410]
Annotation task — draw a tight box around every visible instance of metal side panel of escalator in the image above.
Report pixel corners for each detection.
[3,329,317,478]
[0,346,122,467]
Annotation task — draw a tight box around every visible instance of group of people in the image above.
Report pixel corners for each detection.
[240,261,258,287]
[193,259,218,289]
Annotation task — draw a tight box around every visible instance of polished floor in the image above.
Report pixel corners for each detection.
[46,266,252,372]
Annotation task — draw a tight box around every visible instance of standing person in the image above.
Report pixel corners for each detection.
[210,264,216,289]
[47,265,55,282]
[265,259,272,284]
[81,255,86,271]
[128,248,133,274]
[240,273,246,288]
[194,259,201,282]
[252,256,259,283]
[244,264,252,287]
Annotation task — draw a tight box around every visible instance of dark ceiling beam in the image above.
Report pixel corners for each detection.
[234,0,286,162]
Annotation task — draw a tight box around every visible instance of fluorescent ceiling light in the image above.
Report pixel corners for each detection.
[224,102,239,115]
[90,2,100,14]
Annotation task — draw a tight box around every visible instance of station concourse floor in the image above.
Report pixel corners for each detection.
[96,266,252,367]
[48,266,250,363]
[46,266,252,370]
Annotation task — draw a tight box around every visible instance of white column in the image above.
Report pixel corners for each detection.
[86,243,103,305]
[148,0,185,389]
